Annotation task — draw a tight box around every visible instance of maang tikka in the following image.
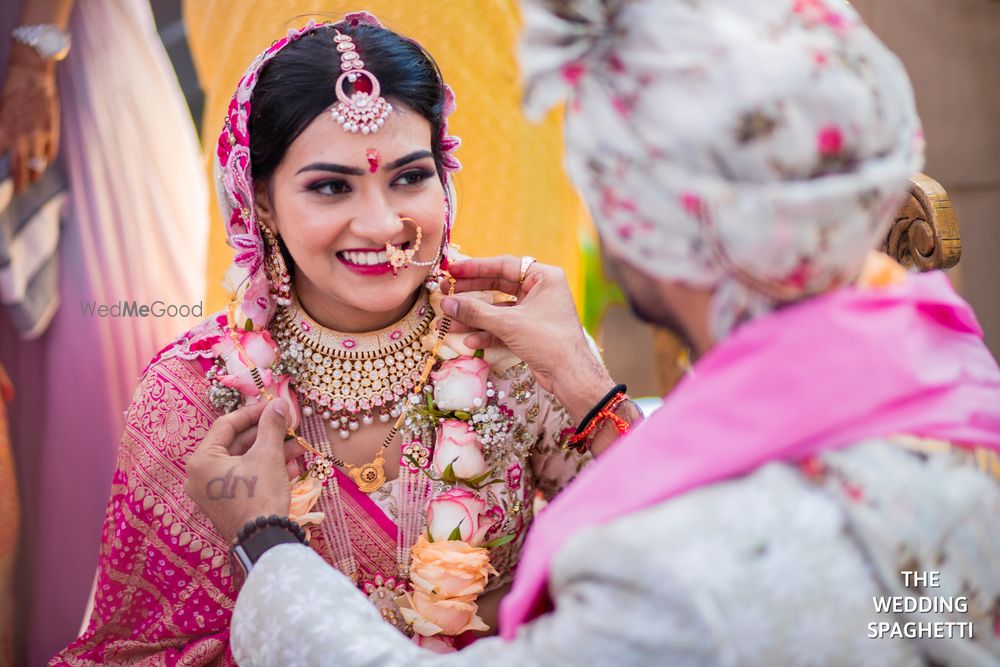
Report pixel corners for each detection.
[331,30,392,134]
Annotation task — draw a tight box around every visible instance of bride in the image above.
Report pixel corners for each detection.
[51,13,608,665]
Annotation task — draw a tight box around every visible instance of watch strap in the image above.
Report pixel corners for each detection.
[232,525,303,575]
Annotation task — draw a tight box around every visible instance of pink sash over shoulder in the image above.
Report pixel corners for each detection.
[500,272,1000,637]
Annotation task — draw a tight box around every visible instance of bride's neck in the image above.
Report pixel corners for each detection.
[293,281,421,334]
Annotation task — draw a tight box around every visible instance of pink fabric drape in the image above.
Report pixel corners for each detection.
[501,272,1000,636]
[0,0,207,661]
[51,346,405,665]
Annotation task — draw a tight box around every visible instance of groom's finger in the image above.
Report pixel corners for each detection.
[247,401,290,464]
[464,332,498,350]
[440,295,512,340]
[202,402,268,455]
[229,426,259,455]
[449,256,523,284]
[284,437,305,463]
[448,276,521,295]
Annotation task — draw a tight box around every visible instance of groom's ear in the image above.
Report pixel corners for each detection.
[253,180,277,233]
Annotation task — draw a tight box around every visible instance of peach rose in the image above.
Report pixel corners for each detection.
[431,356,489,413]
[289,475,322,520]
[409,535,496,599]
[288,475,324,538]
[399,589,489,637]
[432,420,488,480]
[426,488,496,546]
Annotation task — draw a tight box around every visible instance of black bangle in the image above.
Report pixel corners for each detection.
[574,383,627,436]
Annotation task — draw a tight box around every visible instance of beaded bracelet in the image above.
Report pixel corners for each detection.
[234,514,307,547]
[565,385,632,453]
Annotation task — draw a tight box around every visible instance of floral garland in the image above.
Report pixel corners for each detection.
[206,283,516,644]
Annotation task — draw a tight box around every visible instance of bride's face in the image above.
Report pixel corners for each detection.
[259,102,445,327]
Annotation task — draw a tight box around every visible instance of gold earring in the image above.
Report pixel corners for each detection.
[258,221,292,307]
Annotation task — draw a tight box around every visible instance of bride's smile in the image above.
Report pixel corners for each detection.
[258,104,447,333]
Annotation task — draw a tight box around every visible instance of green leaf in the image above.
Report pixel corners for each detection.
[402,454,443,483]
[447,524,464,542]
[473,348,485,359]
[426,527,434,543]
[442,462,458,484]
[453,411,472,421]
[484,534,516,549]
[244,317,254,332]
[467,469,497,486]
[426,392,435,412]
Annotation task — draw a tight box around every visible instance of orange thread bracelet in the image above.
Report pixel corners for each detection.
[566,391,631,452]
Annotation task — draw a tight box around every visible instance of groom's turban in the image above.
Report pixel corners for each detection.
[521,0,924,336]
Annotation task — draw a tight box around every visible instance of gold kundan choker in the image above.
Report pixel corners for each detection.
[271,291,434,441]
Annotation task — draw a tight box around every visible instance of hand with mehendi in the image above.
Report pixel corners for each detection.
[1,43,63,192]
[184,400,304,541]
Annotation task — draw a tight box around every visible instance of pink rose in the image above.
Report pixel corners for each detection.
[240,329,278,366]
[433,420,488,481]
[430,357,489,412]
[270,376,301,431]
[213,330,279,395]
[427,488,496,546]
[217,366,272,395]
[244,376,300,430]
[413,635,455,654]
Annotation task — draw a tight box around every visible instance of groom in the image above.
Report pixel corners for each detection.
[185,0,1000,665]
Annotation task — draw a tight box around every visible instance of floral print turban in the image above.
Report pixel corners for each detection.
[520,0,925,336]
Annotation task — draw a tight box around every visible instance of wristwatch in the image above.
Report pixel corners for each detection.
[232,525,303,576]
[12,24,72,62]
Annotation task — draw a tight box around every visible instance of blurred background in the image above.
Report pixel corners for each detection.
[149,0,1000,396]
[0,0,997,664]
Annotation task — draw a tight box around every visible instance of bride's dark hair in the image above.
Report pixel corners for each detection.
[249,21,448,183]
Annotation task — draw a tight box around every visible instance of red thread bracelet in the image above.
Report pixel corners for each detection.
[566,392,631,452]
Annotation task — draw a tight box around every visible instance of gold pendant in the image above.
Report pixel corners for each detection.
[348,452,386,493]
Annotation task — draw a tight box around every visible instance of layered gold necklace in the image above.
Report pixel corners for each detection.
[271,291,434,441]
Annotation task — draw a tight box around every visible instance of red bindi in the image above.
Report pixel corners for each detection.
[367,148,380,173]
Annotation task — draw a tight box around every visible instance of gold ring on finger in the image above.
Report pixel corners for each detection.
[519,255,537,287]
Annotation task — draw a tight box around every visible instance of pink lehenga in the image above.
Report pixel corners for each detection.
[51,301,586,665]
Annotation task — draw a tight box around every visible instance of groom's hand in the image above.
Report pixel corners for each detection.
[442,256,615,423]
[185,400,303,542]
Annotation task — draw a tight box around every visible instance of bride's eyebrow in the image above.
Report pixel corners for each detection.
[295,149,432,177]
[296,162,365,176]
[385,150,433,171]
